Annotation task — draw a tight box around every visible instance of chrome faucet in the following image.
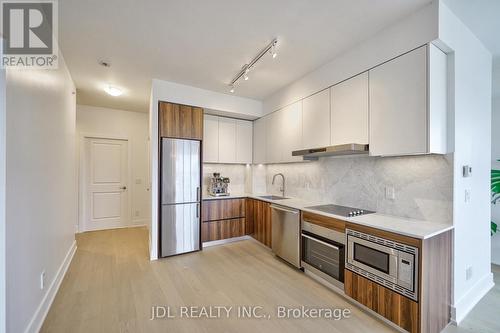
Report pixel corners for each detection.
[272,173,285,197]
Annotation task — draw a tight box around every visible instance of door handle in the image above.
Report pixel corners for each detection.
[120,186,127,190]
[196,203,200,218]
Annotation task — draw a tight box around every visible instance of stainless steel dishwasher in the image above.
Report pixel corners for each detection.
[270,204,301,268]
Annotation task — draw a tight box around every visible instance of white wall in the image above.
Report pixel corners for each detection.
[76,105,151,230]
[491,96,500,264]
[5,56,77,332]
[0,61,6,333]
[149,79,262,259]
[438,1,494,324]
[263,2,439,114]
[152,79,263,118]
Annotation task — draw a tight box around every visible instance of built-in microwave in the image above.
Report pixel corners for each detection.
[346,229,419,301]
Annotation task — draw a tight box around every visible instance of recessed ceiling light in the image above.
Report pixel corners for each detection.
[104,85,123,96]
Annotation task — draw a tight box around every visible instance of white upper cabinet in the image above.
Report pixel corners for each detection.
[281,101,303,162]
[369,45,447,156]
[217,117,237,163]
[266,101,303,163]
[203,115,219,163]
[302,89,330,148]
[253,117,266,164]
[266,111,282,164]
[203,115,253,164]
[235,119,253,164]
[331,72,369,145]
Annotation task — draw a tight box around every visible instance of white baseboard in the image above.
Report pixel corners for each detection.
[24,240,77,333]
[451,272,494,325]
[78,222,149,233]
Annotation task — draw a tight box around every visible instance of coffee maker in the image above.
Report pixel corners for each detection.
[208,173,230,197]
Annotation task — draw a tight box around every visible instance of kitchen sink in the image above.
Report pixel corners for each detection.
[258,195,289,200]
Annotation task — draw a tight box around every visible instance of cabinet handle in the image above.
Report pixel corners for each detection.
[302,233,340,250]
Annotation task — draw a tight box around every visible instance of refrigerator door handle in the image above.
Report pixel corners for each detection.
[196,203,200,218]
[196,187,200,201]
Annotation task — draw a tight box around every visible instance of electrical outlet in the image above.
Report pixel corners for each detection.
[385,186,395,200]
[466,266,473,281]
[40,271,46,290]
[135,210,140,217]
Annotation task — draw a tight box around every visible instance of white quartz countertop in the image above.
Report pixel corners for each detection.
[202,193,453,239]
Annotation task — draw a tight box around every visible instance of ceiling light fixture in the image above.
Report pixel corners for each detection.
[228,38,278,93]
[104,85,123,96]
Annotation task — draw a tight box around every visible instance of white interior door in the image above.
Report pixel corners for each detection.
[83,137,129,231]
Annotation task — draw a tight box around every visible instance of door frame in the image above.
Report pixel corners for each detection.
[78,132,133,233]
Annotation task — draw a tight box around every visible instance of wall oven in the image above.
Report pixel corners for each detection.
[346,228,419,301]
[301,221,345,289]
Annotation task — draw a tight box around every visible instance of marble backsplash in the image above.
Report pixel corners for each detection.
[265,154,453,224]
[202,164,252,196]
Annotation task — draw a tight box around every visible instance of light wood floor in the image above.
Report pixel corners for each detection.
[41,227,499,333]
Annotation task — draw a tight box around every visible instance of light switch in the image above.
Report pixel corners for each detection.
[135,178,142,184]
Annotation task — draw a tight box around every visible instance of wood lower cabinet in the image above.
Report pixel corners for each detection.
[201,218,246,242]
[246,198,272,247]
[345,269,419,333]
[201,198,246,242]
[344,224,452,333]
[202,198,245,222]
[159,101,203,139]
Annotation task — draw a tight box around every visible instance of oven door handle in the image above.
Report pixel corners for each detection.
[302,233,339,250]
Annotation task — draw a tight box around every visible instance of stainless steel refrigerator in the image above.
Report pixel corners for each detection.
[160,138,201,257]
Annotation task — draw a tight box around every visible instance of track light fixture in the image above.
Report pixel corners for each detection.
[228,38,278,93]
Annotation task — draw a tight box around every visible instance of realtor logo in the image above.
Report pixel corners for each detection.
[1,0,58,68]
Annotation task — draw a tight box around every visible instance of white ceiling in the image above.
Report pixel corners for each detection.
[59,0,432,112]
[443,0,500,97]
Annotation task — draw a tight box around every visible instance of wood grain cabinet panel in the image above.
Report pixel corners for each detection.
[345,270,419,333]
[159,102,203,140]
[201,218,246,242]
[302,211,345,233]
[202,199,245,222]
[246,199,272,248]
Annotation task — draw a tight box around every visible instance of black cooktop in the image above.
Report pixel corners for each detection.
[305,204,375,217]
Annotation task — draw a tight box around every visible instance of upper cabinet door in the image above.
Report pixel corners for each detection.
[217,117,237,163]
[235,120,253,164]
[331,72,369,145]
[302,89,330,149]
[281,101,303,162]
[369,46,427,156]
[266,111,282,164]
[253,117,267,164]
[203,115,219,163]
[159,102,203,140]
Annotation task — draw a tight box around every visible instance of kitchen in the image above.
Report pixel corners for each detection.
[20,1,496,333]
[156,40,454,333]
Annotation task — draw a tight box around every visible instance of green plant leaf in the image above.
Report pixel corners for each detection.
[492,221,498,236]
[492,169,500,193]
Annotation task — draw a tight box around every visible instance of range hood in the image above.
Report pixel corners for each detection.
[292,143,369,160]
